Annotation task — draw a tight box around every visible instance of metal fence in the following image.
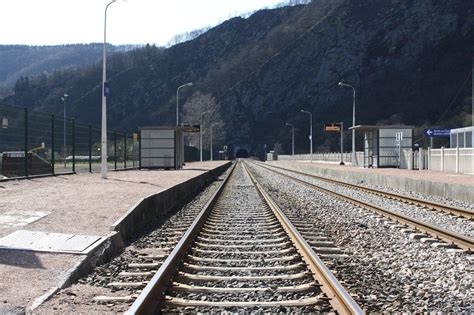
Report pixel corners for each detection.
[0,104,139,179]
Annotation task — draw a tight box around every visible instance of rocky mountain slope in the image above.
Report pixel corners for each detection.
[0,44,133,96]
[1,0,472,155]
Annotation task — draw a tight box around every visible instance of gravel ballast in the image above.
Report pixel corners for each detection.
[261,164,474,238]
[249,162,473,313]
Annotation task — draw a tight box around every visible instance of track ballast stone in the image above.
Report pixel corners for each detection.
[249,162,473,313]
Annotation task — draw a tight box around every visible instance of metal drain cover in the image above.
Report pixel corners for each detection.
[0,230,102,254]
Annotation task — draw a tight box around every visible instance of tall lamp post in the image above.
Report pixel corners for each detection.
[285,123,295,156]
[61,94,69,168]
[338,81,357,166]
[300,110,312,162]
[210,123,218,161]
[199,111,207,162]
[101,0,123,179]
[176,82,193,126]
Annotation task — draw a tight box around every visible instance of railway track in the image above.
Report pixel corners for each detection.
[260,162,474,219]
[127,161,362,314]
[250,161,473,252]
[90,169,233,310]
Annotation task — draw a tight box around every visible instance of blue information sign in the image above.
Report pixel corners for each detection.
[423,128,450,137]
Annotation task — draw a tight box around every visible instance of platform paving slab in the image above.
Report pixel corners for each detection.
[0,161,228,312]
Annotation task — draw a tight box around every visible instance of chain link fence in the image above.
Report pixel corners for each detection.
[0,104,139,179]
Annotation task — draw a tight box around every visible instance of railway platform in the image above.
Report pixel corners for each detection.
[267,160,474,204]
[0,161,230,313]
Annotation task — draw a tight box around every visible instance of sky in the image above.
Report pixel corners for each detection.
[0,0,285,46]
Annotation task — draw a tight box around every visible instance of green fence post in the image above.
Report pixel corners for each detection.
[138,132,141,169]
[51,114,55,174]
[124,133,127,169]
[114,130,117,170]
[88,124,92,173]
[72,118,75,173]
[24,108,28,177]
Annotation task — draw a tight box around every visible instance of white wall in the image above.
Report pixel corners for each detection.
[277,148,474,175]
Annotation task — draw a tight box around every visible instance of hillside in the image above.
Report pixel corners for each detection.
[1,0,472,156]
[0,44,134,97]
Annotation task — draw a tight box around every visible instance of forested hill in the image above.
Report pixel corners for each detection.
[1,0,472,155]
[0,44,134,97]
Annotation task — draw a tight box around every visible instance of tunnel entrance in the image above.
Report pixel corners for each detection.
[235,148,249,158]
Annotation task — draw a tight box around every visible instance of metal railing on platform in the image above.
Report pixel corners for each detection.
[0,104,139,180]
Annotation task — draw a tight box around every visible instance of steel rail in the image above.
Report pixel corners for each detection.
[242,162,364,315]
[259,162,473,220]
[126,162,237,315]
[251,161,473,252]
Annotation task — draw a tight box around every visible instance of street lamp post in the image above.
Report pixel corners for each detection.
[338,82,357,166]
[176,82,193,126]
[101,0,123,179]
[199,111,207,162]
[339,121,345,165]
[285,123,294,156]
[200,122,203,162]
[61,94,69,168]
[210,123,218,161]
[300,110,312,162]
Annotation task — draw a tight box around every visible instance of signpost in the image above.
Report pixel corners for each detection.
[324,122,344,165]
[396,132,403,168]
[423,128,450,137]
[2,117,7,129]
[324,123,342,132]
[424,128,450,149]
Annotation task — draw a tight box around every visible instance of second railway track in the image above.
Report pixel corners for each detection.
[127,161,362,314]
[259,162,474,219]
[251,161,473,252]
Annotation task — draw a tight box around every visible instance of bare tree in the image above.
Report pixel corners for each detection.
[182,92,225,150]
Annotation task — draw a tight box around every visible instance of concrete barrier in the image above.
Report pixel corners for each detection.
[111,162,232,242]
[268,161,474,204]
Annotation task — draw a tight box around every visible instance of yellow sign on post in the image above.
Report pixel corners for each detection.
[324,123,342,132]
[133,132,138,141]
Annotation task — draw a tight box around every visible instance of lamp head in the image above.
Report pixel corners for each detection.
[186,82,193,87]
[64,94,69,97]
[338,82,344,86]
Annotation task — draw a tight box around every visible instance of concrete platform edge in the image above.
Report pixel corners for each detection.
[269,161,474,204]
[28,231,124,311]
[28,161,231,311]
[111,162,232,241]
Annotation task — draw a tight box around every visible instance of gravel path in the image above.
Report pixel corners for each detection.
[248,162,473,313]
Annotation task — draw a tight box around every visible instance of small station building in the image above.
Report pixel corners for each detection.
[450,126,473,148]
[139,125,199,170]
[349,125,413,168]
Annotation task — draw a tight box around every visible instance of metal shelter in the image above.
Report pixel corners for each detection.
[139,125,199,170]
[349,125,413,168]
